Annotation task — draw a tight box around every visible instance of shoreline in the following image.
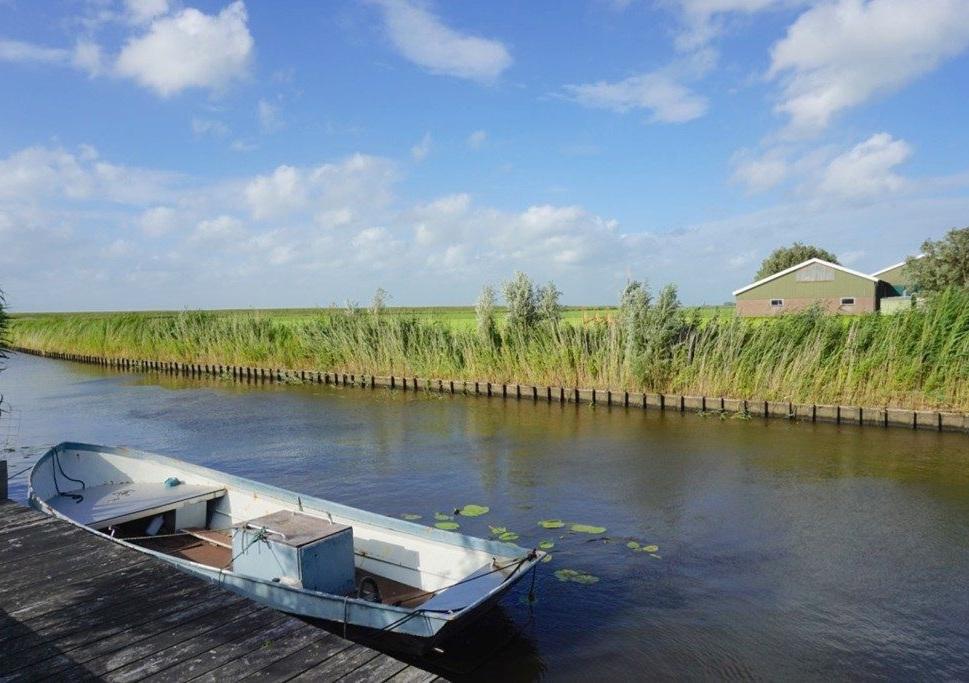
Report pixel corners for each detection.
[13,346,969,435]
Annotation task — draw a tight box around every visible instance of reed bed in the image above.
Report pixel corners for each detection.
[9,290,969,410]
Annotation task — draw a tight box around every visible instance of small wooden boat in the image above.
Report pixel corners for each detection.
[29,442,543,650]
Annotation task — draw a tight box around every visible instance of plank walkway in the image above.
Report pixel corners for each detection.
[0,499,444,682]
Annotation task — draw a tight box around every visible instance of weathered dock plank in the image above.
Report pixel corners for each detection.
[0,498,440,682]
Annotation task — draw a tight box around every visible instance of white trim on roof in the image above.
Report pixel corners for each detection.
[732,258,879,297]
[870,254,923,278]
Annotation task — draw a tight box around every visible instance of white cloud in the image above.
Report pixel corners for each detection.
[769,0,969,132]
[193,215,244,241]
[124,0,171,25]
[467,130,487,149]
[72,40,104,76]
[372,0,512,82]
[116,1,253,96]
[257,99,282,133]
[731,150,789,193]
[410,132,432,161]
[815,132,912,199]
[245,165,306,220]
[192,117,230,138]
[563,70,707,123]
[139,206,179,236]
[674,0,791,50]
[0,40,68,65]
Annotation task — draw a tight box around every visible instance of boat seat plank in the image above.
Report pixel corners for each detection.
[181,527,232,549]
[417,563,506,613]
[47,482,225,528]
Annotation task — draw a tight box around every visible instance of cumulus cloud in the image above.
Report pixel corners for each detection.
[769,0,969,132]
[674,0,792,50]
[815,132,912,199]
[562,51,713,123]
[192,117,230,138]
[124,0,171,25]
[372,0,512,82]
[139,206,180,236]
[410,132,432,161]
[116,1,253,96]
[257,99,283,133]
[731,150,789,194]
[467,130,487,149]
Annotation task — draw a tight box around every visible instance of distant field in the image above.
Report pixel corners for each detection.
[11,305,734,329]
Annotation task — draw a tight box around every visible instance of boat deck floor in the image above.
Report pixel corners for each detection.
[131,532,432,608]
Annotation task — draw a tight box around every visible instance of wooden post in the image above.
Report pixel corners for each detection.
[1,460,7,500]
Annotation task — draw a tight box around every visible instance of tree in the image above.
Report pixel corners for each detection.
[618,280,651,364]
[755,242,839,280]
[503,272,537,331]
[536,281,562,327]
[369,287,390,316]
[475,285,498,341]
[907,227,969,293]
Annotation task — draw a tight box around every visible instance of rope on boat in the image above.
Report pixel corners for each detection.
[51,447,85,503]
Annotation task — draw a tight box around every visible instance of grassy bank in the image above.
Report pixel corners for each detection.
[9,292,969,410]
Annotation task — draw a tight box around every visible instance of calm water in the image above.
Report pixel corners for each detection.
[3,352,969,681]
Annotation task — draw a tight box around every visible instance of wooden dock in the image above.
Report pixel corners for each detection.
[0,498,443,682]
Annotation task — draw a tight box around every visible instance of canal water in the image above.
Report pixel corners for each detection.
[2,352,969,681]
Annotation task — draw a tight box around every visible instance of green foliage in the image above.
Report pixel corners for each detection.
[475,285,498,342]
[8,287,969,410]
[908,227,969,293]
[537,282,562,327]
[755,242,839,280]
[503,271,538,331]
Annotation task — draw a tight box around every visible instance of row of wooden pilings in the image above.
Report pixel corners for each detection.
[14,347,969,434]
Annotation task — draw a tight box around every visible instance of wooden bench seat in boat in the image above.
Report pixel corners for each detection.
[47,482,226,528]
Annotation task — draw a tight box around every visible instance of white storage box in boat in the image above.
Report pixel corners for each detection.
[232,510,355,595]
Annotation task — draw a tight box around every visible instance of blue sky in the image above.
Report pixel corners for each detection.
[2,0,969,310]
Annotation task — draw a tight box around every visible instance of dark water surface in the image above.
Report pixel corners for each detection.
[3,352,969,681]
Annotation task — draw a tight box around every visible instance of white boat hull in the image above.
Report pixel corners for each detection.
[28,442,543,648]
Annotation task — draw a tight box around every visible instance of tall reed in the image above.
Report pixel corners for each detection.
[10,290,969,410]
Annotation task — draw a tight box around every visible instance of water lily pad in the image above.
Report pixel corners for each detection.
[626,541,640,549]
[457,504,490,517]
[554,568,599,585]
[435,521,460,530]
[434,512,454,521]
[538,519,565,529]
[570,524,607,534]
[642,544,658,553]
[488,525,508,536]
[400,513,422,521]
[498,531,519,542]
[541,554,553,563]
[539,540,555,550]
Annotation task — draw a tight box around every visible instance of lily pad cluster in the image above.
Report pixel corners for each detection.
[455,504,490,517]
[538,519,607,535]
[554,568,599,585]
[399,513,422,521]
[488,525,520,542]
[626,541,660,557]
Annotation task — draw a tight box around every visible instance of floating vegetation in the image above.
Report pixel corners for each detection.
[642,544,659,553]
[538,519,565,529]
[541,554,553,563]
[554,569,599,585]
[456,504,489,517]
[628,541,659,553]
[400,513,422,521]
[570,524,607,534]
[435,521,460,531]
[487,525,520,542]
[626,541,640,549]
[539,540,555,550]
[434,512,454,521]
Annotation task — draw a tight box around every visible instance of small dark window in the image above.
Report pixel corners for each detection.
[770,299,784,307]
[840,297,855,305]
